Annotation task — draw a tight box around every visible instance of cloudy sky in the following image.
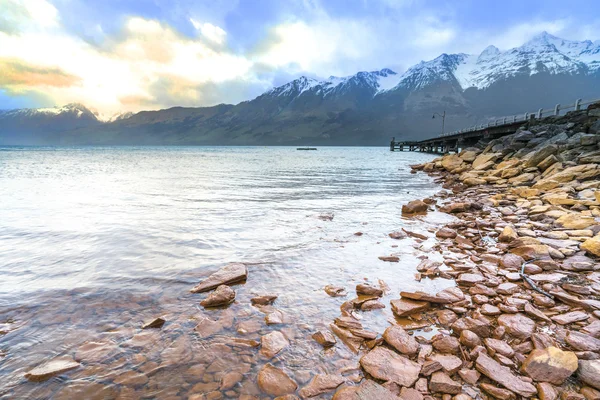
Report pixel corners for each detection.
[1,0,599,115]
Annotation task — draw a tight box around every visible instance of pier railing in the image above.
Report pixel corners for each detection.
[439,97,600,138]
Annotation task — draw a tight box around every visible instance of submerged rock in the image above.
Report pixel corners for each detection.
[251,295,278,305]
[260,331,289,358]
[200,285,235,307]
[312,330,336,347]
[191,263,247,293]
[298,374,344,398]
[142,317,165,329]
[25,358,80,382]
[325,285,347,297]
[257,363,298,396]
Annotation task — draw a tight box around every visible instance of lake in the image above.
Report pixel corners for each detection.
[0,146,452,399]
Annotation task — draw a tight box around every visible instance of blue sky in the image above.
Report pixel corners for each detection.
[1,0,599,114]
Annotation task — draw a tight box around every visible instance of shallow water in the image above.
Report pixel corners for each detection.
[0,146,453,399]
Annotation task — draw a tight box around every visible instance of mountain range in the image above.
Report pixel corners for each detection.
[1,32,599,146]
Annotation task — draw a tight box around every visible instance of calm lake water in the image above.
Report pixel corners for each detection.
[0,146,452,399]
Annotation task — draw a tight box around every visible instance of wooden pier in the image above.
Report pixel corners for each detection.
[391,97,599,154]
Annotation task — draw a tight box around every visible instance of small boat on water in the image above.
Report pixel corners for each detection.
[297,147,317,150]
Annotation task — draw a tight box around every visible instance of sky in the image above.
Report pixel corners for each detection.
[1,0,599,115]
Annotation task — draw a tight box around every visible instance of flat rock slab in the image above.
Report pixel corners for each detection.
[579,360,600,391]
[260,331,289,358]
[476,352,537,397]
[497,313,536,339]
[457,273,486,286]
[191,263,247,293]
[390,298,429,317]
[383,325,419,355]
[359,346,421,387]
[355,380,398,400]
[551,311,590,325]
[257,363,298,396]
[25,358,80,382]
[142,317,165,329]
[298,374,344,398]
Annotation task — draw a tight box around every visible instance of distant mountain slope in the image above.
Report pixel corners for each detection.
[1,32,598,146]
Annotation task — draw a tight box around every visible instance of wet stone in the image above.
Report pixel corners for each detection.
[142,316,166,329]
[312,330,336,347]
[356,283,383,297]
[298,374,344,399]
[325,285,347,297]
[25,357,81,382]
[200,285,236,308]
[383,325,419,355]
[497,313,536,339]
[191,263,248,293]
[359,346,421,387]
[429,371,461,394]
[260,331,289,358]
[257,364,298,396]
[251,295,278,305]
[390,298,429,317]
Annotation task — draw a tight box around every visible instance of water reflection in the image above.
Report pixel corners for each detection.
[0,146,450,398]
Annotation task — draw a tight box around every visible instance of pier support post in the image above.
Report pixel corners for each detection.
[554,104,560,116]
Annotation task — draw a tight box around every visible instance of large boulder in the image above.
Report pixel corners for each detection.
[441,154,464,171]
[521,347,578,385]
[554,213,596,230]
[473,153,501,170]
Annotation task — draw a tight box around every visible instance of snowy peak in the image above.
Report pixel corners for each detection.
[396,32,599,92]
[0,103,98,120]
[266,76,320,98]
[263,68,400,100]
[478,45,500,62]
[396,53,469,91]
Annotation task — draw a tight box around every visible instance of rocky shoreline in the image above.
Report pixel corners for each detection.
[16,104,600,399]
[343,102,600,399]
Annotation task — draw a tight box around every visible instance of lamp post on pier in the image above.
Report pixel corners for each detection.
[432,110,446,136]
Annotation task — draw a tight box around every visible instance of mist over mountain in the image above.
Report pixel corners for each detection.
[1,32,599,146]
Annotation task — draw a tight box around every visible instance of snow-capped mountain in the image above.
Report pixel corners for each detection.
[1,32,598,146]
[0,103,98,120]
[264,68,400,99]
[395,31,600,91]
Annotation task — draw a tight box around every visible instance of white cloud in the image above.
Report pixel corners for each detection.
[190,19,227,45]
